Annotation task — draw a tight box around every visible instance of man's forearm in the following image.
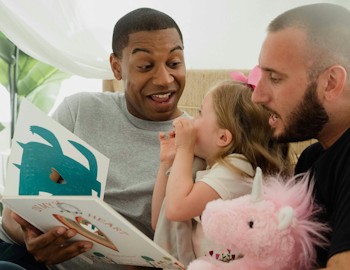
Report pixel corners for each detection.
[2,207,25,245]
[151,162,171,230]
[319,251,350,270]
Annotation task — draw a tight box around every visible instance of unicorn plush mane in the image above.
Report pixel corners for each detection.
[263,173,330,269]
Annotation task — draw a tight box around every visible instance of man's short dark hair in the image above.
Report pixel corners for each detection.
[112,8,183,59]
[268,3,350,80]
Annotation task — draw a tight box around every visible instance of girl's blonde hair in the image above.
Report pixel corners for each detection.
[211,80,290,176]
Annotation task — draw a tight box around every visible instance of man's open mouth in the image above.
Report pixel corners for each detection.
[150,92,174,103]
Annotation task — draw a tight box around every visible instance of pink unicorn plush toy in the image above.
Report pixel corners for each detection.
[187,168,329,270]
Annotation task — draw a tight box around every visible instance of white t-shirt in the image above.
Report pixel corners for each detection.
[154,153,253,266]
[192,154,254,262]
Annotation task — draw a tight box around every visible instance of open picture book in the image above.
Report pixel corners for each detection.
[1,98,185,269]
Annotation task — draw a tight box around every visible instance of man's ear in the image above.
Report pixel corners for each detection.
[110,53,122,80]
[217,129,232,147]
[320,65,347,102]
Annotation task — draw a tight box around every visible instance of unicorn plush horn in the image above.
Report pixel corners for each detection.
[250,167,293,229]
[251,167,264,203]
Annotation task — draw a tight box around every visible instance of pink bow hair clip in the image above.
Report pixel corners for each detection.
[229,65,261,88]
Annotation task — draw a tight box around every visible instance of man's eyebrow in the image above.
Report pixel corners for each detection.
[132,48,152,55]
[131,45,182,55]
[261,67,288,77]
[170,45,183,53]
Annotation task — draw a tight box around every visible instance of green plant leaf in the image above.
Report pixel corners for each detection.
[0,50,39,91]
[0,57,9,89]
[17,60,58,96]
[0,31,13,89]
[17,50,38,82]
[0,31,6,39]
[25,70,72,113]
[0,31,73,136]
[0,122,5,132]
[0,36,15,65]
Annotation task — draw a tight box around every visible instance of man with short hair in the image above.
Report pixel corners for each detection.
[252,3,350,269]
[0,8,189,270]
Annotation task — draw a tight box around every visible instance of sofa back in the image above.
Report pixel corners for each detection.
[103,69,317,167]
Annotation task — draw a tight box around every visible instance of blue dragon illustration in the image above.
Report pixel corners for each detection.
[14,126,101,197]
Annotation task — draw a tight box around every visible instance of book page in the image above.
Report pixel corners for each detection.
[3,196,185,269]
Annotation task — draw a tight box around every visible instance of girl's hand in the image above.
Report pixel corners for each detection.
[159,129,176,165]
[172,118,196,151]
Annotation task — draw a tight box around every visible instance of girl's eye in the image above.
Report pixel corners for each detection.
[198,109,202,115]
[248,221,254,228]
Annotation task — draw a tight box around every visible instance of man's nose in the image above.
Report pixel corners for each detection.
[251,79,270,104]
[153,65,174,86]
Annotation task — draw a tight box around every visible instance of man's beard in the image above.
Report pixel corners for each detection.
[275,80,329,143]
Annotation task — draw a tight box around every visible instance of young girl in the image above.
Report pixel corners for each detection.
[152,80,289,266]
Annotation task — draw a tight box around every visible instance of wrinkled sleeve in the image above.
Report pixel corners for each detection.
[0,217,20,245]
[196,160,252,200]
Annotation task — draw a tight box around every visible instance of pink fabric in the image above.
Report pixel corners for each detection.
[229,65,261,88]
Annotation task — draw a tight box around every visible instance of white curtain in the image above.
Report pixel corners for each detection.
[0,0,195,79]
[0,0,115,79]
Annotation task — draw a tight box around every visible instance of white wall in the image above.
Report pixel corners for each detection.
[172,0,331,69]
[92,0,338,70]
[49,75,102,115]
[1,0,347,75]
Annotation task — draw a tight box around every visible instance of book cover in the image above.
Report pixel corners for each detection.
[1,99,185,269]
[3,196,185,269]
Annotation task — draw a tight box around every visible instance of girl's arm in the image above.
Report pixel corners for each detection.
[165,118,221,222]
[151,130,176,231]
